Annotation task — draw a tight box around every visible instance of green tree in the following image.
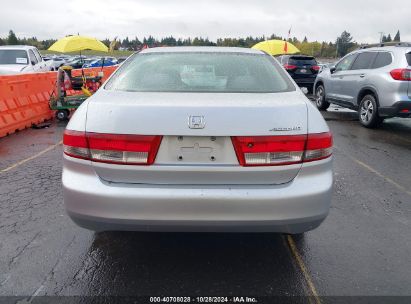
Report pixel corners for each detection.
[143,36,157,47]
[394,30,401,42]
[161,36,177,46]
[296,41,322,56]
[121,37,130,49]
[336,31,354,57]
[102,38,110,47]
[386,34,392,42]
[7,30,19,45]
[269,34,282,40]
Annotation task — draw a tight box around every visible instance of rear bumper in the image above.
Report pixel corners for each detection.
[293,78,316,90]
[379,101,411,118]
[294,78,316,84]
[63,156,333,234]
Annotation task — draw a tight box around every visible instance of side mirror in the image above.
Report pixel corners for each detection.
[330,66,336,74]
[301,87,309,95]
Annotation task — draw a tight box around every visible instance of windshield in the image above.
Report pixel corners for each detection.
[0,50,29,65]
[105,52,294,93]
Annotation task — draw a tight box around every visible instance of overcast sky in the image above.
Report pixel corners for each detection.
[1,0,409,43]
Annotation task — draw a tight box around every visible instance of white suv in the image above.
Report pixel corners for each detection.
[0,45,49,74]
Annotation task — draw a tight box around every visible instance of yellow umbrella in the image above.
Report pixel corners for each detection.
[252,39,299,55]
[48,35,108,53]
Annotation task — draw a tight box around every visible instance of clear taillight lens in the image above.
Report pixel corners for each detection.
[63,130,162,165]
[231,132,332,167]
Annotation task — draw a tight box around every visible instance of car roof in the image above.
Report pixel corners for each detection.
[356,46,411,53]
[289,55,314,58]
[140,46,265,55]
[0,45,36,50]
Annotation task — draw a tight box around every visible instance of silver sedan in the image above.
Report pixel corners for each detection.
[62,47,333,234]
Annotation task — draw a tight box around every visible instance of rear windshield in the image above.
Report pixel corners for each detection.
[289,56,317,66]
[0,50,29,65]
[406,53,411,66]
[105,52,295,93]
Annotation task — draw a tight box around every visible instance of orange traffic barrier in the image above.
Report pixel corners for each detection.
[0,66,118,138]
[0,72,56,138]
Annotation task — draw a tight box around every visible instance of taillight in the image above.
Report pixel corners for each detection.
[311,65,321,72]
[231,135,306,166]
[63,130,90,160]
[304,132,333,162]
[284,64,297,71]
[63,130,162,165]
[390,69,411,81]
[231,132,332,167]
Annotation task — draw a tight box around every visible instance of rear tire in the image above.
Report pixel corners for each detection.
[56,110,70,121]
[315,85,330,111]
[358,95,383,128]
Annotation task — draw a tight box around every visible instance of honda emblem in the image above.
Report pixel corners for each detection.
[188,116,205,129]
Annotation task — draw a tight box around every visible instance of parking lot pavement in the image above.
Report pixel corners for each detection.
[0,108,410,302]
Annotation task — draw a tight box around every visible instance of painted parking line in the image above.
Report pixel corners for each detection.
[286,235,322,304]
[0,140,63,173]
[334,146,411,197]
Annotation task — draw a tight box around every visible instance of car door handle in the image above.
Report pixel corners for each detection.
[360,74,365,78]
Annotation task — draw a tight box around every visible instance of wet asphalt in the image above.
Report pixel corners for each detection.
[0,103,410,303]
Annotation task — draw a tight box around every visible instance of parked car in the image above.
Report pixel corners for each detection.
[83,57,118,68]
[0,45,49,74]
[62,47,333,234]
[317,62,334,72]
[46,56,67,71]
[314,43,411,127]
[278,55,320,93]
[65,58,82,69]
[65,58,94,69]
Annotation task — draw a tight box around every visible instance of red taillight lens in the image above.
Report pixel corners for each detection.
[63,130,162,165]
[87,133,162,165]
[304,132,333,162]
[284,64,297,71]
[231,135,306,166]
[311,65,321,71]
[390,69,411,81]
[63,130,90,160]
[231,132,332,167]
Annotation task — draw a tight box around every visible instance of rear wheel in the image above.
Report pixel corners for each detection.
[359,95,383,128]
[56,109,70,121]
[315,85,330,111]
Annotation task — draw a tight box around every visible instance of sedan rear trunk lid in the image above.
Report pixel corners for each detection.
[85,89,308,185]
